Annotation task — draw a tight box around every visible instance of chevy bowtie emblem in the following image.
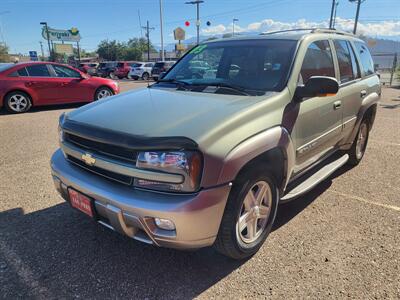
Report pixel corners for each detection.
[81,153,96,166]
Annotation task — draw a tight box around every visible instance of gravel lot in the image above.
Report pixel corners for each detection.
[0,82,399,299]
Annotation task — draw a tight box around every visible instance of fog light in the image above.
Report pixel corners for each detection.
[154,218,175,230]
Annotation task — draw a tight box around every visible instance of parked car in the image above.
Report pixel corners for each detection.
[0,62,119,113]
[51,29,379,259]
[128,62,155,80]
[113,61,138,79]
[78,63,98,76]
[151,61,176,80]
[95,61,118,78]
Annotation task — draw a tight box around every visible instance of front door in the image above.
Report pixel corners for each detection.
[291,40,343,174]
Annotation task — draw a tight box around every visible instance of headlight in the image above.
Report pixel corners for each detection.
[134,151,202,193]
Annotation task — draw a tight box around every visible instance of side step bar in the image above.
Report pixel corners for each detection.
[281,154,349,202]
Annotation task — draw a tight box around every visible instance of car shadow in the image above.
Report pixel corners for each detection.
[0,102,87,116]
[0,164,353,298]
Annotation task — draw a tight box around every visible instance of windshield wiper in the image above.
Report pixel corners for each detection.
[192,82,252,96]
[156,78,191,90]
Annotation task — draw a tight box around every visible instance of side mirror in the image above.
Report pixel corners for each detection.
[158,72,166,81]
[295,76,339,101]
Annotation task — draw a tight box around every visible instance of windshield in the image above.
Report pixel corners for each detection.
[162,39,297,93]
[0,63,14,73]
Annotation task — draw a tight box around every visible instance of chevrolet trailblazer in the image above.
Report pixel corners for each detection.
[51,29,379,259]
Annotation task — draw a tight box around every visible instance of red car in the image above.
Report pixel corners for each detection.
[0,62,120,113]
[113,61,137,79]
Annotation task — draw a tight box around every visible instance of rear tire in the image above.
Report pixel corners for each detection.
[214,166,279,260]
[347,118,370,166]
[142,72,149,81]
[5,91,32,113]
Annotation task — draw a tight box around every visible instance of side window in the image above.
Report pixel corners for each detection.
[333,40,354,83]
[52,65,81,78]
[25,64,51,77]
[348,42,360,79]
[300,40,335,83]
[354,42,374,76]
[145,63,153,67]
[9,67,28,77]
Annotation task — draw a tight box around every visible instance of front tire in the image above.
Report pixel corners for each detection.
[347,118,369,166]
[5,91,32,113]
[94,87,113,100]
[214,166,279,260]
[142,72,149,81]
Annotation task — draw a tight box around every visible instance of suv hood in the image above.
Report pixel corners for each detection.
[66,87,273,146]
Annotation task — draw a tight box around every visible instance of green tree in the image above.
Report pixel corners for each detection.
[0,44,10,62]
[97,40,126,60]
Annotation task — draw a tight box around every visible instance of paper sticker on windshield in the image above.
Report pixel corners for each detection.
[190,45,207,55]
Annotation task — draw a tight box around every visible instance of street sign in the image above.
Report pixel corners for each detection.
[175,43,186,51]
[42,27,81,42]
[29,51,38,61]
[174,27,185,41]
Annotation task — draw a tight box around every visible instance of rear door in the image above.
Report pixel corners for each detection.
[49,64,93,102]
[22,64,60,105]
[292,40,343,173]
[332,39,362,139]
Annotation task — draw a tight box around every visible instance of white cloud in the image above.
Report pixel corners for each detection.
[201,18,400,38]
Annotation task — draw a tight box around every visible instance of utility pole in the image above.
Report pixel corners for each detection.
[232,18,239,36]
[40,22,52,61]
[142,21,155,61]
[329,0,336,29]
[349,0,364,34]
[332,1,339,29]
[185,0,204,45]
[39,41,44,60]
[159,0,165,61]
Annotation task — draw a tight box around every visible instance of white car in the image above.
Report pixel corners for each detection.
[128,62,154,80]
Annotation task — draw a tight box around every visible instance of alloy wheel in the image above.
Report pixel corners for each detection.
[8,94,29,112]
[97,89,112,99]
[356,122,368,159]
[236,181,272,244]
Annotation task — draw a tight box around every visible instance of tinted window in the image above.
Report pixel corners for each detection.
[163,39,298,92]
[154,62,165,68]
[26,64,51,77]
[300,40,335,83]
[348,42,360,79]
[145,63,153,67]
[334,40,354,83]
[117,63,124,68]
[354,42,374,76]
[52,65,81,78]
[17,67,29,76]
[131,63,142,67]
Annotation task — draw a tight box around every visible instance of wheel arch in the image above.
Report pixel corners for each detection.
[216,126,295,194]
[94,85,114,100]
[4,89,35,106]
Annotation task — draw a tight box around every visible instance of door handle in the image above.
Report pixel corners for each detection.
[60,82,69,86]
[360,90,367,98]
[333,101,342,110]
[25,81,37,87]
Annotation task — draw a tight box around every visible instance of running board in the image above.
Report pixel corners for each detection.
[281,154,349,202]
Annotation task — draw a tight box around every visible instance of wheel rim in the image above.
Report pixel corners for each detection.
[356,122,368,159]
[9,94,29,112]
[143,73,149,80]
[109,72,115,79]
[97,89,111,99]
[236,181,272,244]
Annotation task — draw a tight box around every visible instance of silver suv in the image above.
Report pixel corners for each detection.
[51,29,380,259]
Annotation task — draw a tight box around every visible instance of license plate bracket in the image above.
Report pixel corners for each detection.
[68,188,95,218]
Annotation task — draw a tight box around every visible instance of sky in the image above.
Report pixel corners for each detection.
[1,0,399,55]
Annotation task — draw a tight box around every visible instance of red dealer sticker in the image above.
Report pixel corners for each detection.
[68,188,94,218]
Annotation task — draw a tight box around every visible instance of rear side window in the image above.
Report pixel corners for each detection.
[26,64,51,77]
[300,40,335,83]
[145,63,153,67]
[334,40,355,83]
[354,42,374,76]
[52,65,81,78]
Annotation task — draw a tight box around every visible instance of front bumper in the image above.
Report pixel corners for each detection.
[51,149,230,249]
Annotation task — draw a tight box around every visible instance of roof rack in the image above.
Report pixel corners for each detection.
[260,28,355,37]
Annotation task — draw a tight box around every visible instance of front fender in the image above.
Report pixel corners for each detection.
[216,126,295,190]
